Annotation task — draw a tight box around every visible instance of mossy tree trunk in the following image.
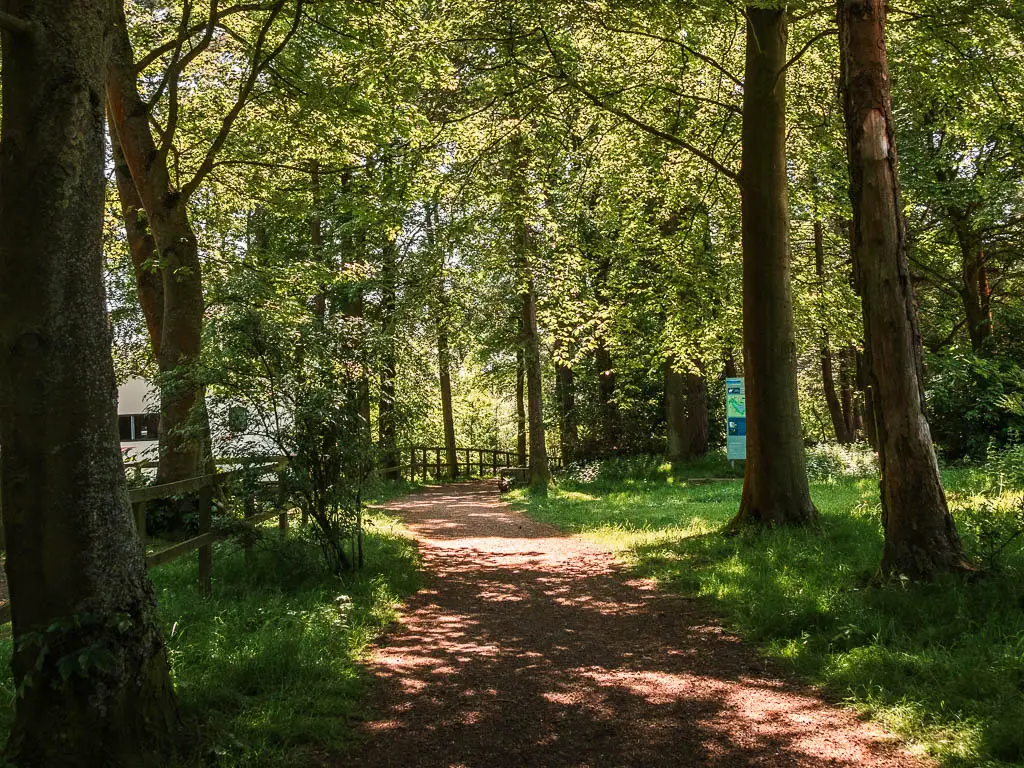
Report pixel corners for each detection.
[0,2,180,764]
[730,6,817,529]
[838,0,969,578]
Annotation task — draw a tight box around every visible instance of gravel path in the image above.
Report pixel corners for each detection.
[340,481,927,768]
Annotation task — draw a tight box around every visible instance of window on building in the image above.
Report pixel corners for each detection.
[118,414,160,442]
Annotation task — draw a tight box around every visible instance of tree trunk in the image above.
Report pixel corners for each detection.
[555,349,578,464]
[594,342,619,453]
[522,282,550,493]
[516,349,528,467]
[815,221,853,444]
[838,0,968,578]
[684,372,709,457]
[509,132,550,493]
[438,315,459,481]
[955,228,992,353]
[730,7,817,528]
[106,8,210,484]
[665,361,688,462]
[110,129,164,357]
[839,345,859,439]
[0,3,180,763]
[378,237,399,474]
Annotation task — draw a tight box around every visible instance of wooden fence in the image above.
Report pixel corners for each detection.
[379,446,564,482]
[0,457,288,626]
[0,446,558,624]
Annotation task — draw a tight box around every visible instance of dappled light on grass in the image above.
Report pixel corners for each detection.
[515,465,1024,767]
[344,482,922,768]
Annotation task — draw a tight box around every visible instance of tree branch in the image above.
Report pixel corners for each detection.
[135,2,276,72]
[539,29,739,184]
[578,7,744,87]
[181,0,303,200]
[776,27,836,87]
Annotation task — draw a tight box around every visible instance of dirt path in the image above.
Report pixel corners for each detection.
[341,482,927,768]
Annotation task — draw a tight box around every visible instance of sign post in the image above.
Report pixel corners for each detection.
[726,377,746,462]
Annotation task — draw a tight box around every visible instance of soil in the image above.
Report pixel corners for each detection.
[338,481,930,768]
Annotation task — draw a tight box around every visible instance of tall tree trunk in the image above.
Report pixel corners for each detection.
[0,4,180,763]
[594,342,619,453]
[839,0,968,578]
[438,308,459,481]
[665,361,688,462]
[522,281,550,493]
[555,358,578,464]
[111,129,164,356]
[839,345,860,438]
[730,7,817,528]
[106,9,210,483]
[684,371,710,457]
[516,349,528,466]
[815,221,853,443]
[509,132,550,493]
[378,237,399,474]
[426,200,459,480]
[954,225,992,353]
[310,160,326,322]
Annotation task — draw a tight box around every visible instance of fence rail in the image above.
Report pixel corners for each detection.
[379,446,563,483]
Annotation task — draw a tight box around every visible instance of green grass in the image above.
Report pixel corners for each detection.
[510,455,1024,768]
[0,508,421,767]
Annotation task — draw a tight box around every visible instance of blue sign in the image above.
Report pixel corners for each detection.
[726,377,746,461]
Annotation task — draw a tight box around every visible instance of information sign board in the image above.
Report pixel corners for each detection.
[726,377,746,461]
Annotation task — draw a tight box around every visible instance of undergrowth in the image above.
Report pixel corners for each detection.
[512,452,1024,768]
[0,506,420,767]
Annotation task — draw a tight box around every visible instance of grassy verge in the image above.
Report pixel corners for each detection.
[0,504,420,767]
[509,456,1024,768]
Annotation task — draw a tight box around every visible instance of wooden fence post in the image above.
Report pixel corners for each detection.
[198,480,213,596]
[435,447,441,479]
[422,448,428,482]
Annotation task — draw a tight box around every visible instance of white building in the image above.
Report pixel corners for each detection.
[117,377,159,462]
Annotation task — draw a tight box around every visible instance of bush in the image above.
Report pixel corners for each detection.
[926,350,1024,461]
[804,443,877,482]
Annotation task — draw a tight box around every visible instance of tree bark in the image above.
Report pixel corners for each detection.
[838,0,969,578]
[378,237,399,474]
[815,221,853,444]
[106,7,210,484]
[665,361,688,462]
[516,348,528,467]
[730,7,817,528]
[554,340,578,465]
[594,342,619,453]
[684,371,709,457]
[522,281,550,493]
[110,128,164,357]
[953,222,992,353]
[0,3,180,762]
[438,306,459,481]
[838,346,857,438]
[509,132,550,493]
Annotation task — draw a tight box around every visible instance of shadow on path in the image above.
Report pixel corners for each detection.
[338,482,926,768]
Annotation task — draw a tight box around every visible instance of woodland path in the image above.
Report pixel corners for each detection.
[340,481,928,768]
